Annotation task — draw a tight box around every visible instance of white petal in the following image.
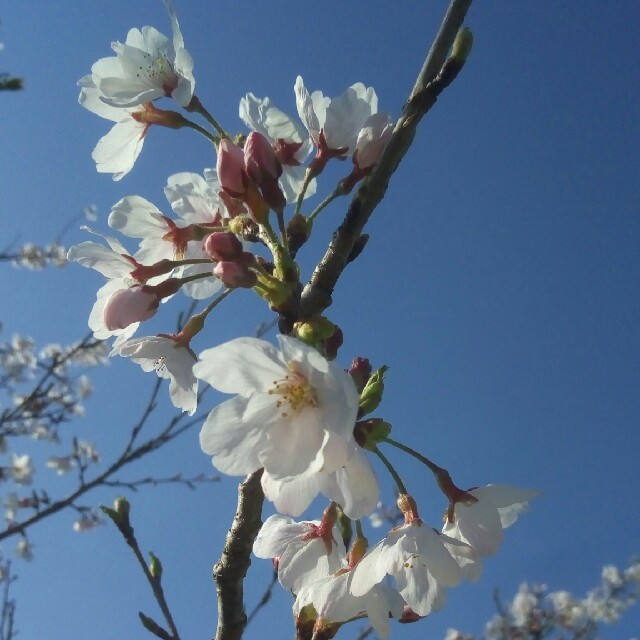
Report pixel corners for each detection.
[199,395,264,475]
[193,337,285,394]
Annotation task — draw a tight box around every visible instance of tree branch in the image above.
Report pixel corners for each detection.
[213,469,264,640]
[299,0,473,319]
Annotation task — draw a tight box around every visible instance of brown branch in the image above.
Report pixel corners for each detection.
[213,469,264,640]
[299,0,473,319]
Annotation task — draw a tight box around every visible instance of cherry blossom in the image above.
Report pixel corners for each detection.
[442,484,539,557]
[253,511,345,592]
[111,335,198,415]
[294,571,404,639]
[68,229,173,344]
[88,0,194,109]
[350,520,479,617]
[10,453,33,485]
[352,112,395,172]
[194,336,359,483]
[295,76,378,157]
[15,537,33,561]
[46,456,75,475]
[78,75,147,181]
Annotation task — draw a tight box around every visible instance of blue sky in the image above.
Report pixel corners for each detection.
[1,1,639,639]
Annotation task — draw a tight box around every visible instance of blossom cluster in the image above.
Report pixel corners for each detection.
[0,329,106,557]
[69,3,536,638]
[445,558,640,640]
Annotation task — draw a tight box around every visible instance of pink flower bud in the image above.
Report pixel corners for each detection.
[348,357,372,392]
[213,253,257,288]
[217,139,247,196]
[244,131,282,185]
[203,232,243,261]
[103,286,159,330]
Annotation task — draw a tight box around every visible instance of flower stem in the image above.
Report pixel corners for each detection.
[181,118,220,145]
[384,436,442,475]
[307,189,340,223]
[186,95,228,138]
[373,447,408,495]
[294,168,315,217]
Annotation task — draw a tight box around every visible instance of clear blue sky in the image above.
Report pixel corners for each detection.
[1,1,639,639]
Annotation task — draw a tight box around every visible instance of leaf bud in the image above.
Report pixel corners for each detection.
[148,552,163,581]
[358,365,389,414]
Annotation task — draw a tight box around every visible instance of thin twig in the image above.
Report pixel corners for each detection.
[0,401,206,542]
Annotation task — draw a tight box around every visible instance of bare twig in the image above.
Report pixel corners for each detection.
[0,396,207,542]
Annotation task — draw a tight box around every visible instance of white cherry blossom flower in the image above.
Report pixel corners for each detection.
[350,521,478,617]
[294,571,404,639]
[295,76,377,156]
[108,193,221,301]
[68,229,171,344]
[73,513,102,533]
[111,335,198,415]
[16,538,33,561]
[253,512,346,592]
[78,75,147,181]
[352,112,394,172]
[194,336,359,482]
[89,0,194,109]
[10,454,33,485]
[442,484,539,557]
[46,456,75,475]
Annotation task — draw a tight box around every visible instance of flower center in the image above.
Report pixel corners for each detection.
[268,366,318,417]
[136,52,177,94]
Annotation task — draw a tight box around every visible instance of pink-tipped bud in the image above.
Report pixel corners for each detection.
[244,131,282,185]
[103,286,158,330]
[348,357,372,393]
[213,252,257,288]
[204,232,243,261]
[217,139,247,196]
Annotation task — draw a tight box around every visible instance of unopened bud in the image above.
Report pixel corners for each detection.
[358,365,389,415]
[244,131,282,184]
[217,138,247,196]
[323,325,343,361]
[103,286,158,330]
[294,317,335,346]
[149,552,163,581]
[451,27,473,64]
[204,232,243,261]
[114,496,130,520]
[354,418,392,451]
[286,213,311,254]
[348,357,372,393]
[213,252,258,289]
